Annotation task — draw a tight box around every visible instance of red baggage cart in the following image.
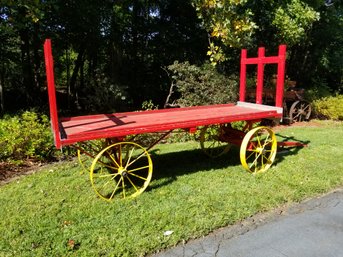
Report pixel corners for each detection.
[44,39,299,201]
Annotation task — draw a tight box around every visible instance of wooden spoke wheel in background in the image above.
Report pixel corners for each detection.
[289,100,312,123]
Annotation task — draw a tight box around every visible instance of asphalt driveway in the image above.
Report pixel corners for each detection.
[152,188,343,257]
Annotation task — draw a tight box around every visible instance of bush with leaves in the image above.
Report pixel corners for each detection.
[0,111,54,161]
[313,95,343,121]
[272,0,319,46]
[305,77,332,102]
[167,61,238,107]
[78,70,130,113]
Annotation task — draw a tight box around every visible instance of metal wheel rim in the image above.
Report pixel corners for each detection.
[240,126,277,174]
[90,142,153,201]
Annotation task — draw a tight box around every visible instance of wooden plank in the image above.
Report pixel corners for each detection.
[58,104,282,146]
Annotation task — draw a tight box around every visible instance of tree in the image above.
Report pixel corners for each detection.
[192,0,257,64]
[289,0,343,92]
[192,0,320,63]
[192,0,342,94]
[0,9,20,114]
[1,0,341,115]
[102,0,208,108]
[0,0,47,109]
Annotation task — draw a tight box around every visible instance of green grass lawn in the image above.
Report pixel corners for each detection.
[1,121,343,256]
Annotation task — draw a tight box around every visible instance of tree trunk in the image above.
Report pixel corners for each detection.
[0,71,4,115]
[66,48,71,109]
[69,46,86,108]
[32,23,41,90]
[0,45,4,115]
[19,28,34,106]
[131,0,140,105]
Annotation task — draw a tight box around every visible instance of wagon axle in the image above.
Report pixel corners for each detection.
[118,167,128,177]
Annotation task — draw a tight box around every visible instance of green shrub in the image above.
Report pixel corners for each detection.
[135,63,239,145]
[141,100,159,110]
[167,61,238,107]
[78,70,130,113]
[0,111,54,161]
[313,95,343,120]
[305,78,332,102]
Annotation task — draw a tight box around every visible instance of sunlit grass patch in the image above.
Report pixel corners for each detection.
[0,121,342,256]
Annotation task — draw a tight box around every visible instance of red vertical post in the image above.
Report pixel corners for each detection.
[256,47,265,104]
[44,39,62,149]
[275,45,287,107]
[240,49,247,102]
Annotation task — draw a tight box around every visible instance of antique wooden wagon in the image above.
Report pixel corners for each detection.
[44,39,299,201]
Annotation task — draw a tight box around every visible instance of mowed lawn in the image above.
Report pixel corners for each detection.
[1,121,343,256]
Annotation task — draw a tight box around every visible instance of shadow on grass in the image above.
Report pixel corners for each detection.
[147,134,310,191]
[274,133,310,165]
[147,146,241,191]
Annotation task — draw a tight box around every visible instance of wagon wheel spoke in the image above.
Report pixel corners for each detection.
[293,111,302,121]
[109,177,123,201]
[126,151,147,168]
[106,150,121,168]
[198,125,231,158]
[256,134,262,148]
[99,174,119,192]
[128,171,149,181]
[92,173,119,179]
[90,142,153,201]
[127,165,151,174]
[124,148,135,170]
[249,152,262,170]
[121,177,126,198]
[240,126,277,173]
[246,150,257,160]
[126,176,139,192]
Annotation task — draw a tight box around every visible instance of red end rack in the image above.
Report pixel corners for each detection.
[240,45,287,107]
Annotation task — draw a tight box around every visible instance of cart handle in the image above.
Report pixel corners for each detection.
[44,39,62,149]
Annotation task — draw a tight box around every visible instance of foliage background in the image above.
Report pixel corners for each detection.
[0,111,54,161]
[0,0,342,116]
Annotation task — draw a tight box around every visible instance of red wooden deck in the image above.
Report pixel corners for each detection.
[59,102,282,146]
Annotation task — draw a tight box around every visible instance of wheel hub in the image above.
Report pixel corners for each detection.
[256,147,263,153]
[118,167,128,177]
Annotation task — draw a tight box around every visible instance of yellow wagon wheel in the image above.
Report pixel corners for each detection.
[90,142,153,201]
[240,126,277,174]
[199,125,231,158]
